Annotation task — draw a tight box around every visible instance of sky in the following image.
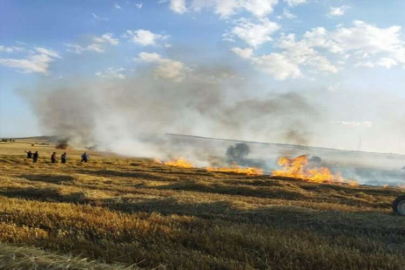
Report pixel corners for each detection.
[1,0,405,154]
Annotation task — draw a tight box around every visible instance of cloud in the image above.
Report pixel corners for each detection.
[328,6,349,17]
[136,3,143,9]
[170,0,187,13]
[252,53,302,80]
[283,9,296,19]
[124,30,168,46]
[230,18,280,48]
[232,47,301,80]
[95,67,126,79]
[0,45,25,53]
[231,47,253,58]
[173,0,278,18]
[0,47,60,74]
[136,52,190,82]
[92,13,109,21]
[66,33,119,54]
[284,0,306,7]
[114,3,122,9]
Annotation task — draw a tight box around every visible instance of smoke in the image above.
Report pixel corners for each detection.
[21,63,323,161]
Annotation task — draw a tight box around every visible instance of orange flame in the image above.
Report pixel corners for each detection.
[272,155,357,185]
[207,165,263,176]
[162,158,194,168]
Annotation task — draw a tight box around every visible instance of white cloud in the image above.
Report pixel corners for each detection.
[136,52,189,82]
[170,0,187,13]
[114,3,122,9]
[283,9,296,19]
[231,18,280,48]
[124,30,168,46]
[284,0,306,7]
[243,0,279,18]
[355,58,398,69]
[136,3,143,9]
[93,33,119,45]
[66,33,119,54]
[177,0,278,18]
[231,47,253,58]
[96,67,126,79]
[328,6,349,17]
[92,13,109,21]
[0,48,60,74]
[252,53,302,80]
[0,46,25,53]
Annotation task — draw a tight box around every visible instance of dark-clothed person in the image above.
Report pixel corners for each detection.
[33,151,39,163]
[61,153,67,164]
[25,151,32,159]
[81,152,88,163]
[51,152,57,163]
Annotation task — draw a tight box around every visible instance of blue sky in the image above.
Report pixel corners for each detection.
[1,0,405,153]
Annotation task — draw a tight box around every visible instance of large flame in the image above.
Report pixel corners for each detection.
[272,155,357,185]
[207,164,263,176]
[155,158,194,168]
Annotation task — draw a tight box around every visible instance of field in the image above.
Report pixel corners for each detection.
[1,139,405,269]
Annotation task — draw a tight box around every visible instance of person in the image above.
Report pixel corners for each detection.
[33,151,39,163]
[25,150,33,159]
[61,152,67,164]
[81,152,88,163]
[51,152,57,163]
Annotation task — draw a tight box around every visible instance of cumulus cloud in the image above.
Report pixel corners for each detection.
[328,6,349,17]
[66,33,119,54]
[0,47,60,74]
[231,47,253,58]
[252,53,302,80]
[95,67,126,79]
[170,0,187,13]
[136,52,190,82]
[124,30,168,46]
[231,18,280,48]
[284,0,306,7]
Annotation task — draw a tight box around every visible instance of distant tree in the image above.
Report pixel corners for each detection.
[309,156,322,164]
[226,143,250,163]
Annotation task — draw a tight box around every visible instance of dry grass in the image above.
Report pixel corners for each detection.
[0,139,405,269]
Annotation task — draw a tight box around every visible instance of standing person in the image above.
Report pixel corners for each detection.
[81,152,88,163]
[33,151,39,163]
[61,152,67,164]
[25,150,33,159]
[51,152,57,163]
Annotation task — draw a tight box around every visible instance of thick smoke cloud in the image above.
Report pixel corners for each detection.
[21,65,322,161]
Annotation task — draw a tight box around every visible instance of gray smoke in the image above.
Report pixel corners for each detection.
[21,65,323,161]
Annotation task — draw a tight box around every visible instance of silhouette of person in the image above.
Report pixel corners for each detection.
[25,150,32,159]
[33,151,39,163]
[61,152,67,164]
[81,152,88,163]
[51,152,57,163]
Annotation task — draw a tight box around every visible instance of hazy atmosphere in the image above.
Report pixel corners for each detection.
[1,0,405,154]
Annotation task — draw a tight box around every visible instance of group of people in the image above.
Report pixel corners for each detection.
[25,150,89,164]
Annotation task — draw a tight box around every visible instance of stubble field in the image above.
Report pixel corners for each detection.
[0,139,405,269]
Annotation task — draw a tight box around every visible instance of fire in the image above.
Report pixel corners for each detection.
[159,158,194,168]
[207,165,263,176]
[272,155,357,185]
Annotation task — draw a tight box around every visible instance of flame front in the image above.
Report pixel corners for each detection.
[162,158,194,168]
[272,155,356,185]
[207,164,263,176]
